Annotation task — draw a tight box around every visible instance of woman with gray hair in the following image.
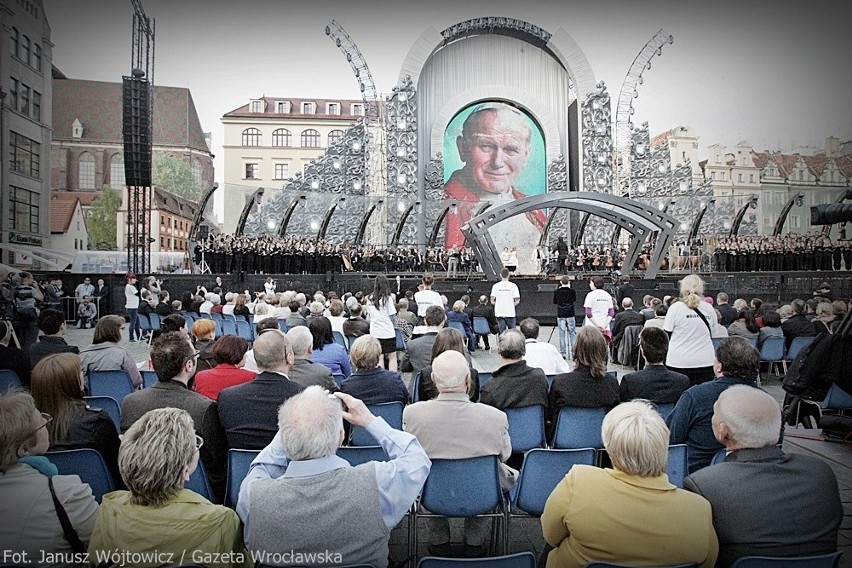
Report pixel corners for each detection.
[0,390,99,560]
[339,335,408,405]
[541,400,718,567]
[89,407,245,566]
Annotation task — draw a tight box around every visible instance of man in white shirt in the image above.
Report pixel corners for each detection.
[518,318,570,375]
[414,272,442,320]
[583,275,615,333]
[490,268,520,332]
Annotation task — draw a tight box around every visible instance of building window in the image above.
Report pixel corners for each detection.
[242,128,261,146]
[251,100,264,113]
[9,131,41,178]
[20,85,30,116]
[10,27,19,58]
[791,215,800,229]
[737,173,742,183]
[301,129,320,148]
[302,102,315,115]
[272,128,291,147]
[9,78,18,110]
[749,174,755,183]
[21,35,30,65]
[110,154,125,188]
[276,101,290,113]
[32,91,41,121]
[192,161,202,186]
[274,163,290,180]
[245,163,260,179]
[327,103,340,115]
[352,103,364,116]
[9,186,39,233]
[328,129,344,146]
[33,43,42,71]
[710,171,716,180]
[78,153,95,190]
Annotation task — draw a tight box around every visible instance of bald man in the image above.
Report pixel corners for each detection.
[285,325,336,391]
[684,386,841,567]
[403,350,515,557]
[218,329,304,449]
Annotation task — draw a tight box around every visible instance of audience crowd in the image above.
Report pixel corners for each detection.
[0,265,848,567]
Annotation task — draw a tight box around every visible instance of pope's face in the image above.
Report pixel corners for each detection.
[458,110,530,195]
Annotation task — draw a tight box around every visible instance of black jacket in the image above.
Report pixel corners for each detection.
[481,360,548,411]
[29,336,79,367]
[469,304,499,335]
[781,314,815,349]
[619,364,690,404]
[52,403,122,487]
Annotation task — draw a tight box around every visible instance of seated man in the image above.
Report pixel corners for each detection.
[120,331,227,500]
[238,387,430,567]
[541,400,718,568]
[685,386,841,567]
[404,350,516,557]
[667,337,761,473]
[610,297,645,357]
[400,305,446,376]
[481,329,549,410]
[217,329,304,450]
[469,295,499,350]
[341,302,370,338]
[29,308,79,367]
[619,327,690,404]
[285,326,336,391]
[518,317,570,375]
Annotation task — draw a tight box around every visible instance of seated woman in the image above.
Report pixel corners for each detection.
[194,335,256,401]
[757,309,784,348]
[541,400,718,567]
[31,353,122,485]
[89,407,245,566]
[151,313,187,343]
[79,315,142,390]
[154,291,173,317]
[548,326,619,430]
[727,310,760,338]
[339,335,408,405]
[417,327,480,402]
[233,294,251,319]
[192,319,218,374]
[309,316,352,377]
[0,390,99,559]
[446,300,477,352]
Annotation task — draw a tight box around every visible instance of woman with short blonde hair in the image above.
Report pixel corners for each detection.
[663,274,719,386]
[89,407,245,565]
[339,335,408,405]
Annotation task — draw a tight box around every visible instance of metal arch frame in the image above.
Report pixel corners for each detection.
[355,199,384,245]
[460,192,678,280]
[773,192,805,236]
[235,187,264,237]
[189,182,218,242]
[427,201,459,249]
[729,195,759,237]
[391,201,421,246]
[277,194,306,238]
[317,198,346,244]
[325,20,379,121]
[614,29,673,194]
[687,198,716,246]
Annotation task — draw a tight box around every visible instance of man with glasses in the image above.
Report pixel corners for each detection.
[74,277,94,306]
[120,331,227,501]
[218,329,304,450]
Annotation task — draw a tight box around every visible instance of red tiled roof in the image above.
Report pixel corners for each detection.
[153,187,199,219]
[50,194,80,234]
[222,96,371,120]
[802,155,828,177]
[751,151,771,169]
[52,79,210,153]
[835,155,852,179]
[51,190,103,207]
[650,129,673,148]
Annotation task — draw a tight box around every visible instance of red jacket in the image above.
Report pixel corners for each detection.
[194,364,256,401]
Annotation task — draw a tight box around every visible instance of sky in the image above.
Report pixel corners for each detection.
[44,0,852,220]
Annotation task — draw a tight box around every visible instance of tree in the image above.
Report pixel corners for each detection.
[152,153,201,200]
[87,185,121,250]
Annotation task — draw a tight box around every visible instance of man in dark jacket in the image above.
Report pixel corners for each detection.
[29,309,79,367]
[620,327,689,404]
[781,299,815,350]
[480,330,548,410]
[715,292,737,327]
[469,295,499,350]
[610,297,645,356]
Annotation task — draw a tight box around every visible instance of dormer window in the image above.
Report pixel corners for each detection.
[72,118,84,139]
[351,103,364,116]
[302,102,315,115]
[327,102,340,115]
[251,99,265,113]
[276,101,290,114]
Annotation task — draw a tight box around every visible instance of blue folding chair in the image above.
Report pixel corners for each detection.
[0,369,22,391]
[758,335,785,380]
[211,313,224,338]
[226,449,259,508]
[185,459,217,503]
[336,445,389,466]
[84,396,121,431]
[222,316,237,336]
[478,372,493,388]
[472,316,493,351]
[234,315,248,323]
[87,370,134,403]
[148,312,161,331]
[710,448,728,466]
[350,402,404,446]
[505,405,546,453]
[413,456,508,558]
[395,328,406,351]
[46,448,115,502]
[711,337,722,351]
[141,370,158,388]
[448,321,466,335]
[786,335,814,361]
[667,444,688,488]
[551,407,607,450]
[656,403,675,421]
[729,552,842,568]
[236,320,254,342]
[138,314,152,342]
[333,331,348,350]
[418,552,536,567]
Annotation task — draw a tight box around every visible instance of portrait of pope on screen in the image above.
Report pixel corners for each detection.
[444,102,546,274]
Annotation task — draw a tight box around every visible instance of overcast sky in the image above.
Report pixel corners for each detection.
[44,0,851,219]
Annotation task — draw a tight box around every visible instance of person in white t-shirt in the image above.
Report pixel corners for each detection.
[414,273,442,320]
[366,274,398,371]
[490,268,520,333]
[663,274,720,386]
[583,275,615,335]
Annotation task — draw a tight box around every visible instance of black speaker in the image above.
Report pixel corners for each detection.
[197,224,210,241]
[122,76,152,187]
